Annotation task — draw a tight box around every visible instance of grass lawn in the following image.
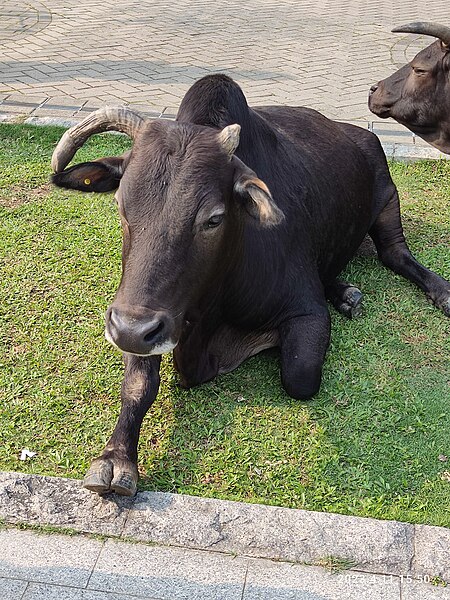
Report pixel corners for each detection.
[0,124,449,526]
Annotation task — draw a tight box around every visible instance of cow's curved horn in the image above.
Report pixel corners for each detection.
[51,106,146,173]
[392,22,450,46]
[218,124,241,157]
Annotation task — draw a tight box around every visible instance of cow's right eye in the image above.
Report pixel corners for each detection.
[206,214,224,228]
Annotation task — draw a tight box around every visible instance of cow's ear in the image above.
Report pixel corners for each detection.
[233,159,284,227]
[51,155,127,193]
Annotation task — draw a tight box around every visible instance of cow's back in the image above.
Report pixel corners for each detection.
[250,106,378,281]
[177,75,389,297]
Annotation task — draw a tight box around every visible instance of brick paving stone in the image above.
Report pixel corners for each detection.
[33,97,86,117]
[125,104,163,118]
[0,0,448,120]
[1,93,48,104]
[0,93,48,115]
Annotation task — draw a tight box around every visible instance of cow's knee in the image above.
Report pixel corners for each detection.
[279,310,330,399]
[281,363,322,400]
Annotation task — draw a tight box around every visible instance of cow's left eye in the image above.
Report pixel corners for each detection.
[206,213,224,228]
[412,66,427,75]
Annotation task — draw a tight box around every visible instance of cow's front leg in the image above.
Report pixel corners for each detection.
[83,354,161,496]
[279,310,331,400]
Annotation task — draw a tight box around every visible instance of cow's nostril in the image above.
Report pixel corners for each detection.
[369,84,379,95]
[109,307,122,329]
[143,320,164,343]
[106,307,170,355]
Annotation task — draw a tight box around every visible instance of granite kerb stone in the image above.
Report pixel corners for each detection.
[386,143,450,162]
[123,490,415,577]
[0,470,438,581]
[0,471,133,537]
[413,525,450,583]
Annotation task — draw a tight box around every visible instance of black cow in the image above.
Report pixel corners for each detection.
[51,74,450,496]
[369,22,450,154]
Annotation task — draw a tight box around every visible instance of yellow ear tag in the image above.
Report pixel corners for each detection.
[84,178,91,185]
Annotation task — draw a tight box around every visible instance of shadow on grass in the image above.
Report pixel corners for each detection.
[136,254,449,525]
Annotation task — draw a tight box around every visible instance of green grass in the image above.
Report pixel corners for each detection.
[0,124,449,526]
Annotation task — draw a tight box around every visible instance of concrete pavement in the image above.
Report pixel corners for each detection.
[1,526,439,600]
[0,526,448,600]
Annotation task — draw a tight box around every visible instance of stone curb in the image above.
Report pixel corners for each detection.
[379,142,450,162]
[0,471,448,583]
[1,111,449,162]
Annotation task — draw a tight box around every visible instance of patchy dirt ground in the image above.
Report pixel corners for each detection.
[0,183,51,209]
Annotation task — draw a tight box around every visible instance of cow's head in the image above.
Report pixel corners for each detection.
[369,22,450,153]
[51,108,284,356]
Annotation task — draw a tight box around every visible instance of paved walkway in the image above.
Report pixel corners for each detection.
[0,0,449,121]
[2,527,450,600]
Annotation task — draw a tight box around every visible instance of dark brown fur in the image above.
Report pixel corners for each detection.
[52,74,450,496]
[369,39,450,153]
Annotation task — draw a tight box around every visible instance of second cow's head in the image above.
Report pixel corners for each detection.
[369,22,450,153]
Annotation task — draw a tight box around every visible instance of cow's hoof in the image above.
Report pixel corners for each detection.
[427,293,450,317]
[83,458,138,496]
[338,286,363,319]
[440,297,450,317]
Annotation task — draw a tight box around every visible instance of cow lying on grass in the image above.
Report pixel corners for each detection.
[369,22,450,154]
[51,74,450,496]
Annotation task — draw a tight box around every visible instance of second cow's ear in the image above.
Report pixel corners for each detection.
[51,154,128,193]
[232,158,285,227]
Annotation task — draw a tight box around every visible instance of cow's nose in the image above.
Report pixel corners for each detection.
[106,307,170,355]
[369,84,379,95]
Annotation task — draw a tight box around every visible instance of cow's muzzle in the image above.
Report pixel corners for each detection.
[105,306,177,356]
[368,83,392,118]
